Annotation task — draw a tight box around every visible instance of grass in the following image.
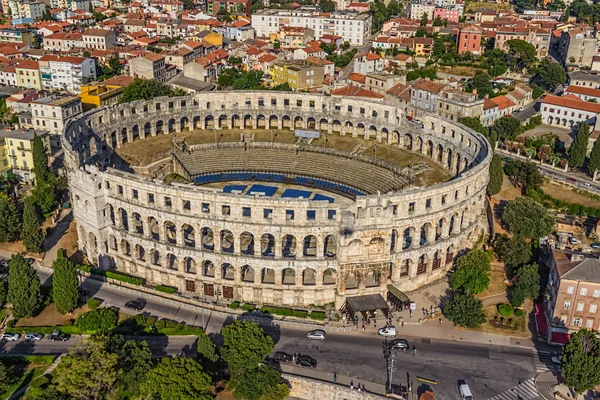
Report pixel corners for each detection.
[259,306,308,318]
[542,182,600,208]
[157,326,205,336]
[241,304,255,311]
[309,311,325,321]
[154,285,177,294]
[0,356,56,400]
[79,266,143,286]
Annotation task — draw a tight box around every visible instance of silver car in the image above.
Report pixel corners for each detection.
[307,329,326,341]
[24,333,43,341]
[1,332,21,341]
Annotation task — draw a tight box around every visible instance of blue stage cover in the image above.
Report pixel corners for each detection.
[247,184,278,197]
[313,194,335,203]
[281,188,312,199]
[223,185,247,193]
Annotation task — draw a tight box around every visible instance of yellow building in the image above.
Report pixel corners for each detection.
[0,128,50,183]
[272,62,324,90]
[79,76,135,111]
[198,31,223,48]
[15,60,42,90]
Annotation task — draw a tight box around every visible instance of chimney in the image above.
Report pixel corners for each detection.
[472,88,477,95]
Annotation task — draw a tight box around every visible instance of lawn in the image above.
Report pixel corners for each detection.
[0,356,56,400]
[13,303,89,328]
[541,182,600,209]
[458,304,530,338]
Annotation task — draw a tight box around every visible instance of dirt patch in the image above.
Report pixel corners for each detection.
[542,182,600,208]
[478,260,508,298]
[15,304,89,327]
[438,66,483,77]
[489,178,522,236]
[466,1,511,11]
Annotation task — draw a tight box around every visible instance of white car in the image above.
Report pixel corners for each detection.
[306,329,326,341]
[569,237,578,245]
[378,326,396,337]
[1,332,21,341]
[24,333,43,341]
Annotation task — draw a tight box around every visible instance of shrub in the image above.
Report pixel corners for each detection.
[63,319,74,326]
[514,308,525,317]
[78,265,92,273]
[134,314,147,327]
[155,285,176,294]
[497,303,514,317]
[154,319,166,329]
[164,320,178,329]
[87,298,102,310]
[145,316,157,327]
[7,319,15,328]
[30,375,50,389]
[229,301,240,310]
[75,308,118,332]
[105,271,143,285]
[241,303,255,311]
[310,311,325,321]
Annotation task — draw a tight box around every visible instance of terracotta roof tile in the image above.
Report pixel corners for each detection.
[542,94,600,113]
[331,85,384,99]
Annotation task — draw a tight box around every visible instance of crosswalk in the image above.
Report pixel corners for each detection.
[487,378,539,400]
[532,349,561,374]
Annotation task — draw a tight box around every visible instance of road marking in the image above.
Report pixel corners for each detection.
[532,350,560,374]
[487,378,540,400]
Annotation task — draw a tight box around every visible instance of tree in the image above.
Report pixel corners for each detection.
[8,254,42,318]
[510,263,540,306]
[0,194,20,243]
[503,159,543,193]
[502,197,555,239]
[21,199,44,253]
[414,28,427,38]
[31,181,58,215]
[140,357,212,400]
[504,39,537,71]
[320,0,335,12]
[76,308,118,332]
[488,154,504,196]
[55,335,119,400]
[443,293,486,328]
[493,234,532,268]
[492,116,521,141]
[484,48,509,77]
[230,365,289,400]
[320,41,337,55]
[107,56,121,75]
[532,58,567,91]
[52,249,79,314]
[0,362,8,394]
[41,5,52,20]
[341,41,350,51]
[432,16,443,26]
[118,340,154,396]
[468,71,494,99]
[588,135,600,175]
[562,330,600,393]
[119,78,177,103]
[32,133,49,185]
[420,12,428,26]
[451,249,491,294]
[197,333,218,363]
[0,280,7,308]
[221,320,274,376]
[181,0,194,9]
[569,122,590,169]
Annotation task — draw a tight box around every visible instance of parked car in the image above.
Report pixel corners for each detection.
[569,237,578,245]
[459,383,473,400]
[49,330,71,341]
[24,333,43,342]
[307,329,326,341]
[388,339,409,350]
[591,243,600,249]
[1,332,21,341]
[272,351,293,363]
[551,356,562,365]
[568,177,577,182]
[583,182,592,188]
[296,355,317,368]
[125,300,146,311]
[378,326,396,337]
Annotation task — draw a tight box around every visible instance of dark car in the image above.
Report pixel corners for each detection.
[591,243,600,249]
[297,355,317,368]
[49,330,71,341]
[125,300,146,311]
[273,351,293,363]
[389,339,409,350]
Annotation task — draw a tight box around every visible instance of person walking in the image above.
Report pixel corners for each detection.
[350,380,354,390]
[333,372,337,383]
[413,345,417,355]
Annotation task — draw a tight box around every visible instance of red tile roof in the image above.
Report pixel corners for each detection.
[489,95,515,110]
[347,72,366,84]
[542,94,600,113]
[566,85,600,98]
[331,85,384,99]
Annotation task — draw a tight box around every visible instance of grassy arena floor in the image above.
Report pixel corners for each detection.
[114,128,451,186]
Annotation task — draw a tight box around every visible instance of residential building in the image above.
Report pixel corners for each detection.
[272,62,324,90]
[186,49,228,82]
[433,7,460,23]
[251,9,372,45]
[591,56,600,72]
[293,45,325,60]
[557,27,597,67]
[43,33,84,52]
[495,27,551,59]
[353,52,384,74]
[8,0,45,20]
[128,52,167,82]
[79,75,135,110]
[151,0,184,13]
[489,95,515,118]
[305,56,334,76]
[570,71,600,89]
[0,28,35,45]
[364,73,404,96]
[541,94,600,127]
[457,25,483,55]
[0,128,50,183]
[481,97,499,126]
[401,37,433,56]
[207,0,250,15]
[410,3,435,21]
[331,85,384,100]
[15,59,41,90]
[39,55,96,94]
[280,26,314,48]
[436,88,484,121]
[162,48,196,69]
[564,85,600,102]
[386,82,411,112]
[410,78,447,115]
[82,28,116,50]
[543,249,600,344]
[506,84,533,108]
[30,95,82,147]
[0,64,17,86]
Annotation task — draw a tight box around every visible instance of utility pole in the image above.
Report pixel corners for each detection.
[382,338,395,395]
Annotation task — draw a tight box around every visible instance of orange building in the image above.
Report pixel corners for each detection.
[457,25,483,55]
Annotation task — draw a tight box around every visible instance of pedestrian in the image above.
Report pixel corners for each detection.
[358,384,362,393]
[413,345,417,355]
[350,380,354,390]
[333,372,337,383]
[401,320,404,327]
[374,320,377,328]
[362,323,365,331]
[430,305,434,314]
[439,317,443,324]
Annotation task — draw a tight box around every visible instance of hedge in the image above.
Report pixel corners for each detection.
[241,304,256,311]
[260,306,308,318]
[309,311,325,321]
[497,303,514,317]
[229,301,240,310]
[528,188,600,218]
[6,326,82,335]
[76,308,118,332]
[155,285,177,294]
[78,265,143,286]
[87,298,102,310]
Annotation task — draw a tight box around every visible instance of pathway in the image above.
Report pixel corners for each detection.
[7,354,64,400]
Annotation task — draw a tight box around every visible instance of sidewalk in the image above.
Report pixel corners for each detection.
[535,374,600,400]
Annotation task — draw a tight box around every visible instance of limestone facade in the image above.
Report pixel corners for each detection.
[62,91,492,308]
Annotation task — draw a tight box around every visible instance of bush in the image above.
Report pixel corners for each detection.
[309,311,325,320]
[134,314,147,327]
[87,298,101,310]
[497,303,514,317]
[30,375,50,389]
[146,316,157,327]
[105,271,143,285]
[514,308,525,317]
[75,308,118,332]
[7,319,15,328]
[241,303,255,311]
[164,319,179,329]
[63,319,74,326]
[154,319,166,329]
[78,265,91,273]
[229,301,240,310]
[155,285,176,294]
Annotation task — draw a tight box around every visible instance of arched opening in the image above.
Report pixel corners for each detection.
[420,223,432,246]
[345,271,358,289]
[391,229,398,252]
[403,227,414,249]
[167,118,175,133]
[132,213,143,235]
[182,224,196,248]
[323,268,337,285]
[302,268,316,285]
[107,204,115,225]
[184,257,197,274]
[437,144,443,162]
[135,244,145,261]
[433,251,442,270]
[222,263,234,280]
[400,259,411,277]
[120,239,131,256]
[262,268,276,284]
[261,233,275,257]
[151,249,161,266]
[167,254,177,270]
[436,218,445,241]
[240,231,254,255]
[417,254,427,275]
[303,235,317,257]
[119,208,129,231]
[88,232,97,254]
[324,235,337,257]
[365,270,381,287]
[108,234,117,251]
[203,260,215,277]
[221,230,234,253]
[282,268,296,285]
[282,234,296,258]
[201,227,214,251]
[148,217,160,241]
[156,120,164,134]
[164,221,177,245]
[242,265,255,282]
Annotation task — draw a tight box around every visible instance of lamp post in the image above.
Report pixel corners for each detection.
[383,338,395,394]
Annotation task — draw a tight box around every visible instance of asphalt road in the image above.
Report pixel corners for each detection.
[0,266,540,399]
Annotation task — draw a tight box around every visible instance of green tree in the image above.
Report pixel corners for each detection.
[76,308,118,332]
[221,320,274,376]
[320,41,337,55]
[341,41,350,51]
[562,329,600,393]
[197,333,218,363]
[443,293,486,328]
[52,249,79,314]
[118,340,154,396]
[510,263,540,306]
[468,71,494,98]
[502,197,555,239]
[503,159,543,193]
[8,254,42,318]
[504,39,537,71]
[420,12,428,26]
[55,335,119,400]
[488,154,504,196]
[21,199,44,253]
[320,0,335,11]
[119,78,178,103]
[484,48,509,77]
[140,357,212,400]
[0,194,20,243]
[532,58,567,91]
[451,249,491,294]
[432,16,443,26]
[0,280,7,308]
[230,365,289,400]
[32,133,49,185]
[588,135,600,174]
[41,5,52,20]
[107,56,121,74]
[492,116,521,141]
[31,181,58,215]
[569,122,590,169]
[493,234,532,268]
[182,0,194,9]
[0,362,8,394]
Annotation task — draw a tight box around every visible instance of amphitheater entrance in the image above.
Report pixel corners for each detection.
[261,234,275,257]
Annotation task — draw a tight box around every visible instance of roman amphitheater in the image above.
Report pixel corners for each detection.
[63,91,492,310]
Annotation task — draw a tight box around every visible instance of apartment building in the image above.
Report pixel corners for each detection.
[433,7,460,23]
[207,0,250,15]
[436,88,484,121]
[558,27,598,67]
[128,52,168,82]
[280,27,315,48]
[0,64,17,86]
[481,98,499,126]
[39,55,97,94]
[570,71,600,89]
[8,0,45,19]
[79,75,135,110]
[0,28,35,45]
[272,62,324,90]
[43,32,84,51]
[251,9,372,45]
[410,78,447,116]
[353,52,384,74]
[15,60,41,90]
[457,25,483,55]
[495,27,551,59]
[0,128,50,183]
[30,95,82,147]
[82,28,116,50]
[410,3,435,20]
[544,249,600,344]
[151,0,184,13]
[541,94,600,127]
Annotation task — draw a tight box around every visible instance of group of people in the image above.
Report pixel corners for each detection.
[349,380,369,393]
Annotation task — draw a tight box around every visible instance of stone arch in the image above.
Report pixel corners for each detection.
[415,136,424,153]
[403,227,415,249]
[307,116,316,129]
[240,231,254,255]
[436,218,446,241]
[262,267,276,284]
[268,115,278,129]
[203,260,215,277]
[303,235,317,257]
[201,227,214,251]
[167,118,176,133]
[420,222,433,245]
[403,133,413,149]
[120,127,128,144]
[324,234,337,257]
[282,115,291,129]
[261,233,275,257]
[109,131,117,148]
[148,217,160,240]
[446,148,453,170]
[449,213,459,235]
[345,271,359,289]
[166,253,177,270]
[282,234,296,258]
[108,234,117,251]
[294,116,303,129]
[221,230,234,253]
[436,143,444,163]
[323,268,337,285]
[88,232,97,254]
[365,270,381,287]
[303,268,316,285]
[182,224,195,248]
[119,208,129,231]
[282,267,296,285]
[184,257,197,274]
[433,250,442,270]
[204,115,214,129]
[144,122,151,136]
[156,120,164,134]
[132,212,143,235]
[222,263,234,280]
[399,259,412,277]
[257,114,266,128]
[151,249,161,266]
[347,239,363,256]
[120,239,131,256]
[242,265,255,282]
[417,254,428,275]
[164,220,177,245]
[180,116,189,131]
[135,244,145,261]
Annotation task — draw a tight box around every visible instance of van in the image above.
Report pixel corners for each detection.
[459,384,473,400]
[378,326,396,337]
